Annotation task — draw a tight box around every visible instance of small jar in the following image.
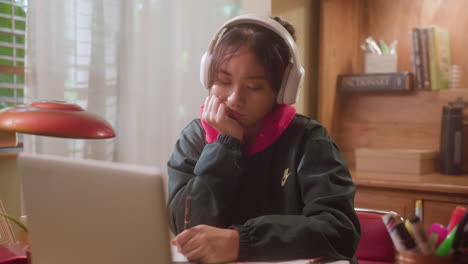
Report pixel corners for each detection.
[396,251,453,264]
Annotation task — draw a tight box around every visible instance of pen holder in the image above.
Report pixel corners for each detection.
[396,250,468,264]
[396,251,453,264]
[365,53,397,73]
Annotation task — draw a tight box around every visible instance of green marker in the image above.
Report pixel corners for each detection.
[379,40,389,54]
[435,226,457,256]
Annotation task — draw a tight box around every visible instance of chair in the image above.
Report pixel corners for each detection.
[355,208,401,264]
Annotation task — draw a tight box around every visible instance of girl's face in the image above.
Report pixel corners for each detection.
[211,46,277,129]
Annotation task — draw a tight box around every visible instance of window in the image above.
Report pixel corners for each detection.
[0,0,26,109]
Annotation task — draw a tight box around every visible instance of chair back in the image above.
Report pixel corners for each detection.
[355,208,399,263]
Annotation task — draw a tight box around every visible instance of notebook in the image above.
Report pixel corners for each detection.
[18,152,181,264]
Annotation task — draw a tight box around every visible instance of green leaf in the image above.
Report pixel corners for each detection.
[0,213,28,232]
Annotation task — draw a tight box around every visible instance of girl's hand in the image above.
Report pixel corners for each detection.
[172,225,239,263]
[202,95,243,141]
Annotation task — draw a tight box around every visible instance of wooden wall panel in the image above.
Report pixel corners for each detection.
[317,0,362,135]
[318,0,468,168]
[340,89,468,124]
[360,0,468,87]
[336,89,468,166]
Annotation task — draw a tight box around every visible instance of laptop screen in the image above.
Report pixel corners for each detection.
[19,152,172,264]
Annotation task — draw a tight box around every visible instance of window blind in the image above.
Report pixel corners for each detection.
[0,0,26,109]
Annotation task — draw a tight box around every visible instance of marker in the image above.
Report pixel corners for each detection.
[428,223,448,249]
[453,212,468,252]
[415,200,423,223]
[447,206,467,233]
[428,232,439,253]
[405,219,414,237]
[408,215,434,255]
[382,214,405,251]
[389,40,398,54]
[184,196,192,230]
[436,226,458,256]
[393,221,419,253]
[365,37,382,55]
[379,40,389,54]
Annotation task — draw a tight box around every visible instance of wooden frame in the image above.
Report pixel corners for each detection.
[0,200,16,244]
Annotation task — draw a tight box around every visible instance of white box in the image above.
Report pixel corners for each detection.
[364,53,397,73]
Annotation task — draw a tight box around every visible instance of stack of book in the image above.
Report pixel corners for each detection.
[411,26,451,91]
[0,131,17,148]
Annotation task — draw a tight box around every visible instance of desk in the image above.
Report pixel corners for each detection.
[171,244,350,264]
[0,244,350,264]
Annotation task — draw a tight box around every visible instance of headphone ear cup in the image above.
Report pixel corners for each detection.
[200,52,211,89]
[277,63,293,104]
[277,63,304,105]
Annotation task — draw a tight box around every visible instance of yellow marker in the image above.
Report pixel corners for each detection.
[415,200,423,223]
[405,219,414,237]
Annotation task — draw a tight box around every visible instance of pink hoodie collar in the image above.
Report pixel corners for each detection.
[200,104,296,157]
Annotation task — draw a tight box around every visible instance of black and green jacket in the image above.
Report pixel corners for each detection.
[167,105,360,262]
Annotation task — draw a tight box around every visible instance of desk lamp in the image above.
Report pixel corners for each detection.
[0,100,115,139]
[0,100,115,246]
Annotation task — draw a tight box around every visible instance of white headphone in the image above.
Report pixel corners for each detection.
[199,14,304,105]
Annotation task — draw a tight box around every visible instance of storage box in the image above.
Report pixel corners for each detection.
[364,53,397,73]
[355,148,439,175]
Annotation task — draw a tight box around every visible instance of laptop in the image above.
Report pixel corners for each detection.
[18,152,182,264]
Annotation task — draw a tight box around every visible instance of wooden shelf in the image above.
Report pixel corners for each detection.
[352,170,468,195]
[0,147,22,160]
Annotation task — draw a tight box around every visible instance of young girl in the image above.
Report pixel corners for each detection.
[168,15,360,263]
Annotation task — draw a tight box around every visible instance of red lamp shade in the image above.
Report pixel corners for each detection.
[0,100,115,139]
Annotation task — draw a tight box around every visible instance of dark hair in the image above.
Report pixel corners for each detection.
[208,16,296,93]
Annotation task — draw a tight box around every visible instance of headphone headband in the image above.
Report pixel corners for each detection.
[207,14,301,67]
[200,14,304,105]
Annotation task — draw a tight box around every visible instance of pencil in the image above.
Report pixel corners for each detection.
[184,195,192,230]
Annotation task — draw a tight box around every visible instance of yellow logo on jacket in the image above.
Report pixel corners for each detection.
[281,168,291,187]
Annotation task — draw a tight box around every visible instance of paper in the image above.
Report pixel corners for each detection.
[170,244,349,264]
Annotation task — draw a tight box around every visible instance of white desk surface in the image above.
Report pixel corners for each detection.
[171,244,350,264]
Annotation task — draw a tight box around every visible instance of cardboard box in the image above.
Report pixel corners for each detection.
[355,148,439,175]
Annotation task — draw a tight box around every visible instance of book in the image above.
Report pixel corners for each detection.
[410,28,423,90]
[337,72,413,92]
[424,26,451,91]
[418,28,431,90]
[433,26,451,90]
[0,131,17,148]
[425,27,439,90]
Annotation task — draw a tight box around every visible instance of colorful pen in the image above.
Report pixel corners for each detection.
[393,221,419,253]
[415,200,423,223]
[436,226,458,256]
[184,195,192,230]
[428,223,448,249]
[405,219,414,236]
[408,215,433,255]
[453,212,468,252]
[382,214,405,251]
[447,206,467,233]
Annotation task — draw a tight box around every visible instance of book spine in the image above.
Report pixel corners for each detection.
[0,131,17,148]
[338,72,412,92]
[426,27,440,90]
[410,28,423,90]
[418,28,431,90]
[434,26,451,90]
